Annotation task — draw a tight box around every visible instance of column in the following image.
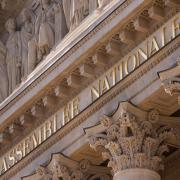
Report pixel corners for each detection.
[85,102,179,180]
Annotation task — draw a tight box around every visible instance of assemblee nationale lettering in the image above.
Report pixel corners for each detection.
[0,13,179,175]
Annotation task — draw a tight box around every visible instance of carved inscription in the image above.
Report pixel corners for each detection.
[0,97,80,175]
[0,13,179,176]
[91,14,180,101]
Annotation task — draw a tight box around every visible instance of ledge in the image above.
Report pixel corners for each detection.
[0,0,149,126]
[0,0,126,110]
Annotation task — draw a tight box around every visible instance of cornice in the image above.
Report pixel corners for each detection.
[0,0,150,139]
[0,0,133,113]
[0,0,177,131]
[0,0,179,159]
[1,32,179,180]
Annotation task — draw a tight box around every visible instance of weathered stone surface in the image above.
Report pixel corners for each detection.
[85,102,180,176]
[0,0,113,103]
[22,153,111,180]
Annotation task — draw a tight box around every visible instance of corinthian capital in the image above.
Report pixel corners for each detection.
[85,102,180,175]
[48,154,83,180]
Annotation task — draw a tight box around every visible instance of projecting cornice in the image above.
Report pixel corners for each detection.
[0,0,29,36]
[159,57,180,105]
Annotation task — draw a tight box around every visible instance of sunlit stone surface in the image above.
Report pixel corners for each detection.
[0,0,179,180]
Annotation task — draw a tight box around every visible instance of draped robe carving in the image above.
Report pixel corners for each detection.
[62,0,71,30]
[89,0,98,14]
[5,18,22,94]
[0,41,8,102]
[62,0,87,31]
[35,0,55,62]
[98,0,111,10]
[20,8,34,79]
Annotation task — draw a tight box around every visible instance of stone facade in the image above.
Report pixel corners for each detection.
[85,102,180,180]
[0,0,110,101]
[0,0,179,180]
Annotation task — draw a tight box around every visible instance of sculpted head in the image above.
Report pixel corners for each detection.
[5,18,16,33]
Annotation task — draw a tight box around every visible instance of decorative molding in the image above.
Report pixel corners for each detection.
[85,101,180,174]
[0,0,177,179]
[0,1,179,150]
[0,33,179,180]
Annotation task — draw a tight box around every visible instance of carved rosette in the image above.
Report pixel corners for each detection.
[88,108,177,175]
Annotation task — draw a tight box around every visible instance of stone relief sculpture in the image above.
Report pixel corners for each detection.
[98,0,111,10]
[53,2,68,43]
[27,0,56,74]
[0,41,8,103]
[0,0,112,102]
[20,8,34,79]
[62,0,71,30]
[35,0,55,62]
[70,0,85,31]
[89,0,98,14]
[62,0,88,31]
[86,102,180,175]
[5,18,22,94]
[22,153,111,180]
[36,166,52,180]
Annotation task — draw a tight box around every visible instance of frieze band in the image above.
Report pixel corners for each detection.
[0,0,111,103]
[0,12,179,176]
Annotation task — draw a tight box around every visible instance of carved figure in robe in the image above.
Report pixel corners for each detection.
[0,41,8,102]
[62,0,87,31]
[5,18,22,94]
[98,0,111,10]
[88,0,98,14]
[35,0,55,62]
[20,8,34,79]
[70,0,85,31]
[62,0,71,30]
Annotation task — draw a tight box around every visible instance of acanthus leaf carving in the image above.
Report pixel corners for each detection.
[86,102,180,175]
[36,166,52,180]
[22,153,111,180]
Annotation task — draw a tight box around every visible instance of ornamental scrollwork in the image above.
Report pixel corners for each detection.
[88,105,178,175]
